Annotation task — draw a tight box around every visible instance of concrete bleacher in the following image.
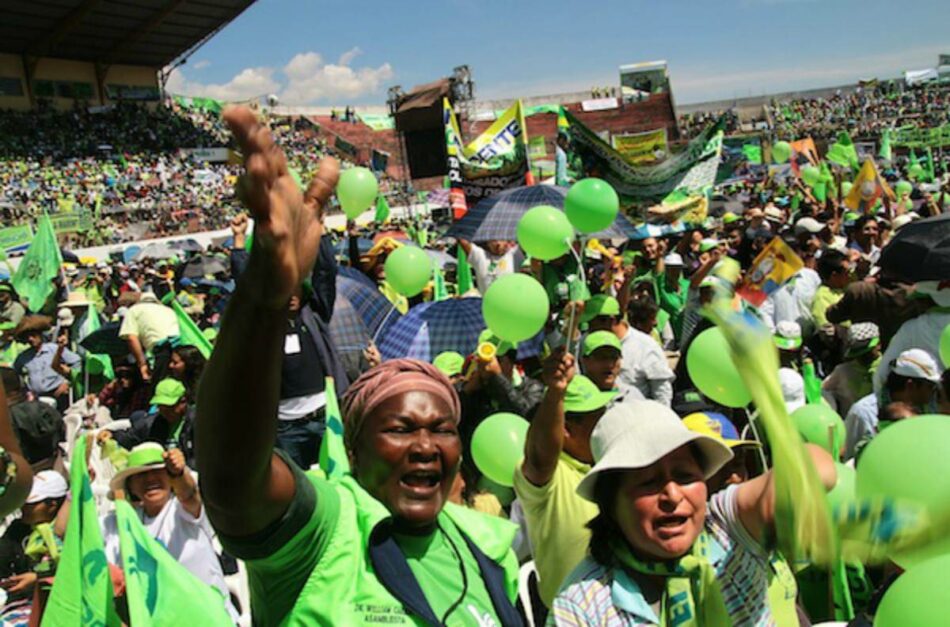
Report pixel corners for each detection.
[309,115,404,177]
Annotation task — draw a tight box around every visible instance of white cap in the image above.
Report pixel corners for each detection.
[794,217,826,235]
[764,205,785,221]
[892,349,942,383]
[663,252,684,267]
[26,470,68,504]
[779,368,806,413]
[56,307,74,328]
[892,213,919,230]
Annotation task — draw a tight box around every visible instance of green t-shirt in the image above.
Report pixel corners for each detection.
[656,274,689,339]
[394,522,498,625]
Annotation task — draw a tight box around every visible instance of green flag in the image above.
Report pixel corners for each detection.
[826,132,859,171]
[81,303,114,380]
[42,436,121,627]
[433,264,449,301]
[924,147,936,183]
[13,214,62,312]
[374,194,391,224]
[802,360,822,405]
[456,246,473,295]
[170,297,213,359]
[742,144,763,165]
[114,499,232,625]
[318,378,349,479]
[878,130,892,162]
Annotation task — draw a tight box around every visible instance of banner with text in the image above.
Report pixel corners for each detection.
[0,225,33,254]
[613,128,668,164]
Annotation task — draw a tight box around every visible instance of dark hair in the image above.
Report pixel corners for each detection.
[817,248,847,282]
[884,370,926,396]
[171,345,206,401]
[0,366,22,394]
[627,297,659,328]
[853,215,878,233]
[587,471,625,566]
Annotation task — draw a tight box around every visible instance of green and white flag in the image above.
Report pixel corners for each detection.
[115,499,232,625]
[42,436,121,627]
[13,214,62,312]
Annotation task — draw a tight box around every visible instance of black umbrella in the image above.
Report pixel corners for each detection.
[79,322,129,358]
[60,248,79,263]
[182,255,228,279]
[878,213,950,282]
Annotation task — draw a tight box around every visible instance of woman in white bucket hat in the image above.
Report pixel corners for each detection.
[550,400,836,626]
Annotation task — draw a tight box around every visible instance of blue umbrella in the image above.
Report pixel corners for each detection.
[379,298,485,362]
[445,184,636,242]
[329,296,373,354]
[336,270,400,337]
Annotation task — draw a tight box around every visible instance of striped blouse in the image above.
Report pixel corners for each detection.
[548,485,797,626]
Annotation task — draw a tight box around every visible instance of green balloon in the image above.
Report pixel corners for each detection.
[856,415,950,568]
[337,167,379,220]
[874,553,950,627]
[482,273,549,342]
[801,165,821,187]
[471,412,529,487]
[895,180,913,197]
[791,404,846,458]
[940,324,950,368]
[826,462,855,513]
[564,178,619,234]
[517,205,574,261]
[772,141,792,164]
[383,246,431,297]
[685,328,752,408]
[841,181,853,197]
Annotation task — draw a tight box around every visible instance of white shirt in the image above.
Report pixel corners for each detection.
[844,393,879,460]
[873,309,950,397]
[102,498,239,623]
[467,243,518,294]
[617,326,675,406]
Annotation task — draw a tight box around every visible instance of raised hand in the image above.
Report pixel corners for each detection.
[223,106,339,310]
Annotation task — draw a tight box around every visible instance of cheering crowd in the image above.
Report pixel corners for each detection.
[0,81,947,625]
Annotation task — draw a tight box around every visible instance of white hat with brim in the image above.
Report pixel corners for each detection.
[26,470,68,504]
[577,400,733,502]
[109,442,167,496]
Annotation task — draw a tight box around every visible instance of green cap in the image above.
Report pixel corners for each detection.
[127,442,165,470]
[582,331,622,356]
[150,378,186,406]
[699,238,722,253]
[433,351,465,377]
[773,335,802,351]
[722,212,740,225]
[478,330,514,357]
[580,295,620,323]
[564,375,616,413]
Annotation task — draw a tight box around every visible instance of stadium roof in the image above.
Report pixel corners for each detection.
[0,0,257,68]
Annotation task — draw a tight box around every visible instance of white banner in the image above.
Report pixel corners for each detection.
[185,148,230,162]
[581,97,619,112]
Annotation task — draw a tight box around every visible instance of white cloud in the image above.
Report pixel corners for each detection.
[191,59,211,70]
[165,48,394,104]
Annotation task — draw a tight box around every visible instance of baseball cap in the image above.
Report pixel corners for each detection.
[477,330,514,357]
[26,470,68,504]
[580,294,620,324]
[433,351,465,378]
[582,331,622,357]
[773,321,802,351]
[682,412,760,448]
[764,205,785,222]
[563,375,616,414]
[794,217,826,235]
[845,322,880,359]
[699,238,722,253]
[779,367,806,413]
[722,212,741,225]
[150,378,187,406]
[892,349,941,383]
[663,252,684,267]
[892,213,919,230]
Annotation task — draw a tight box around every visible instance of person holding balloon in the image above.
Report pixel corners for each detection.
[197,107,522,626]
[513,348,616,609]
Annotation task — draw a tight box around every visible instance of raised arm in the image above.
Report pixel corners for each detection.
[196,105,339,538]
[520,348,574,487]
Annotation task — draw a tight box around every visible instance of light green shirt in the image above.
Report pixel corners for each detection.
[811,285,844,328]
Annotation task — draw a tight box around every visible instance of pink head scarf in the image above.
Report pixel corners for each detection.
[341,359,461,450]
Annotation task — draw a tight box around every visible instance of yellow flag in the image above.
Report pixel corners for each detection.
[844,159,895,212]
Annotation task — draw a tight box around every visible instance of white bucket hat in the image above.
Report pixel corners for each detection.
[577,400,733,501]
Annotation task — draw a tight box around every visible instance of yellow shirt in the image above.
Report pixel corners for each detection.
[811,285,844,328]
[118,294,178,351]
[513,453,597,607]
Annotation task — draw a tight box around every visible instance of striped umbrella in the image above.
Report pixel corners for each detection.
[378,298,485,362]
[445,184,636,242]
[336,268,398,336]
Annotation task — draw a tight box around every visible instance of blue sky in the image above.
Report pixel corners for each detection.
[166,0,950,106]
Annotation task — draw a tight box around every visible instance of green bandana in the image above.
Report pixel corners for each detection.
[609,531,730,627]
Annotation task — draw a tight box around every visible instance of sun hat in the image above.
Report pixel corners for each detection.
[477,329,514,357]
[582,331,622,357]
[580,294,621,324]
[892,349,941,383]
[773,321,802,351]
[663,252,684,267]
[794,217,826,235]
[433,351,465,378]
[14,315,52,341]
[26,470,68,504]
[844,322,880,359]
[149,378,186,407]
[682,412,760,448]
[109,443,167,495]
[779,368,806,413]
[61,291,90,308]
[576,401,734,501]
[764,205,785,222]
[563,375,617,414]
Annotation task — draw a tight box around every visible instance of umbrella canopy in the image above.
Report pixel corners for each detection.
[135,242,178,261]
[332,237,374,259]
[336,270,400,336]
[378,298,485,362]
[182,255,229,279]
[339,265,378,290]
[879,213,950,282]
[122,246,141,263]
[79,322,128,358]
[169,239,204,253]
[329,296,373,354]
[444,184,635,242]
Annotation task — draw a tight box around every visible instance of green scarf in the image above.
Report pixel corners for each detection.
[609,531,730,627]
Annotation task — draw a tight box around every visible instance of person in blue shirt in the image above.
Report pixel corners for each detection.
[12,316,78,412]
